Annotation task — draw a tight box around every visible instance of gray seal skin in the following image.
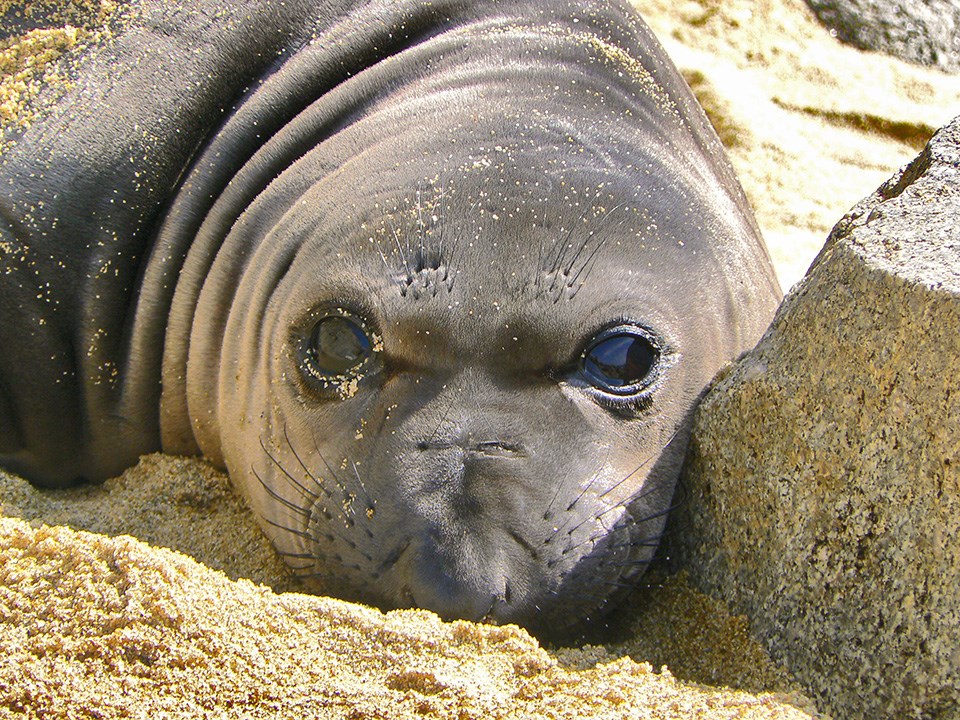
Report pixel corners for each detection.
[0,0,781,633]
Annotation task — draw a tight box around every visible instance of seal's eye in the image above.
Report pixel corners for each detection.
[307,315,372,377]
[581,329,659,394]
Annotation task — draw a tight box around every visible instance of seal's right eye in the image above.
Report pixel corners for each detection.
[306,315,372,378]
[580,326,660,396]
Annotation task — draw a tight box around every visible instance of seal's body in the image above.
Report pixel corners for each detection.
[0,0,780,632]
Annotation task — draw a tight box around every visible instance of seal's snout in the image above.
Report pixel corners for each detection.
[409,574,502,623]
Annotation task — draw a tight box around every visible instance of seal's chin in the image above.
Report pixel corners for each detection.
[301,489,655,635]
[381,515,650,635]
[383,519,561,626]
[402,535,510,624]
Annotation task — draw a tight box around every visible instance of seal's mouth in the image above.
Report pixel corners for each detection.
[359,522,569,626]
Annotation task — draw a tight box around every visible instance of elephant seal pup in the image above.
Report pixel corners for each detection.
[0,0,780,633]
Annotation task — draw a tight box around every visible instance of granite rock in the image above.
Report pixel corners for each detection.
[804,0,960,73]
[674,115,960,719]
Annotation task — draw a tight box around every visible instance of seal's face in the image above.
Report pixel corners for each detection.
[209,134,748,633]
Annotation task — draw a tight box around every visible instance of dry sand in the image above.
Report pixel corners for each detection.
[0,0,957,717]
[2,456,818,719]
[640,0,960,290]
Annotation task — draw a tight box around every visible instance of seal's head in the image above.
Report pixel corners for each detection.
[159,4,780,634]
[178,142,774,633]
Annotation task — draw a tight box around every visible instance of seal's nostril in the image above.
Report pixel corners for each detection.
[472,440,524,457]
[415,439,522,456]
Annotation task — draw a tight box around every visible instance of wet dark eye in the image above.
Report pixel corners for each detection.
[581,329,659,394]
[307,315,372,377]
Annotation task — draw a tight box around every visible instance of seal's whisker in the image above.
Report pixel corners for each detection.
[605,535,668,551]
[543,477,566,520]
[252,467,312,522]
[542,448,624,543]
[275,550,320,561]
[425,389,457,445]
[542,490,595,546]
[544,444,610,523]
[595,462,655,504]
[270,500,371,560]
[597,426,683,501]
[260,515,315,542]
[415,182,426,258]
[375,235,408,293]
[562,228,594,280]
[550,196,596,279]
[546,439,671,547]
[350,460,377,512]
[619,481,668,508]
[563,446,611,513]
[559,500,676,558]
[566,234,607,296]
[254,451,374,554]
[559,503,621,544]
[259,438,320,503]
[280,424,332,499]
[471,398,505,447]
[564,198,624,285]
[308,431,350,495]
[568,224,618,298]
[388,218,413,284]
[624,502,678,528]
[559,523,632,557]
[435,180,447,260]
[623,474,689,517]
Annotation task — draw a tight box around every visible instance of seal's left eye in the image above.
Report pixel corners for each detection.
[307,315,372,376]
[581,329,659,395]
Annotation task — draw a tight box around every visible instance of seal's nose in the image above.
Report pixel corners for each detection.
[415,436,525,458]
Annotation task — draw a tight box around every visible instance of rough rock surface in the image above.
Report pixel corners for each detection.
[674,115,960,720]
[804,0,960,73]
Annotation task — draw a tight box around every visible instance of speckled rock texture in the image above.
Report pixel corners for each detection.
[804,0,960,73]
[674,114,960,720]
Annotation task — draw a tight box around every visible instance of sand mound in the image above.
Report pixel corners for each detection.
[1,457,817,718]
